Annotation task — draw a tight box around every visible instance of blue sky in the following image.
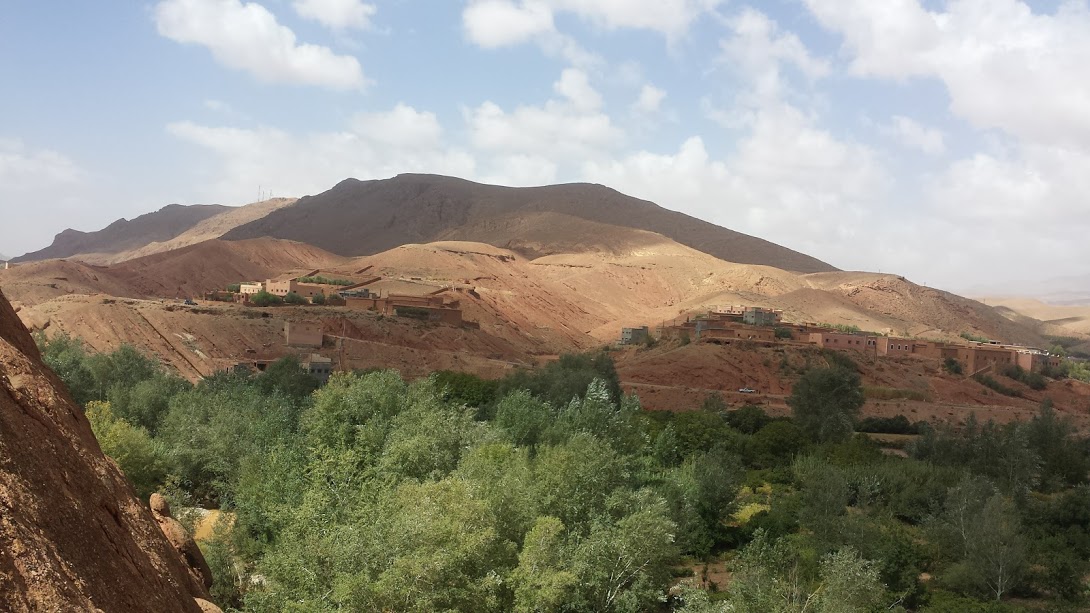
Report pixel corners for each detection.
[2,0,1089,292]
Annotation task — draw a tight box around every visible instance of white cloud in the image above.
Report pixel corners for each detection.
[632,84,666,113]
[463,68,620,166]
[0,139,99,256]
[166,105,476,202]
[716,8,830,108]
[292,0,376,30]
[461,0,597,66]
[803,0,1090,149]
[0,139,86,189]
[883,115,946,155]
[351,104,443,149]
[461,0,721,62]
[553,68,602,111]
[154,0,366,90]
[462,0,554,47]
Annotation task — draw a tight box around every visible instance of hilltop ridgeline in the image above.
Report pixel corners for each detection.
[219,174,837,273]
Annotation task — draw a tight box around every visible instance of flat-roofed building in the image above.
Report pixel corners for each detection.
[874,337,915,356]
[240,282,264,295]
[620,326,650,345]
[301,354,334,385]
[285,321,323,348]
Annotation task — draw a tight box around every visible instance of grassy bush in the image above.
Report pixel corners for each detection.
[395,306,431,320]
[998,364,1047,391]
[249,291,282,307]
[960,332,990,343]
[297,276,354,286]
[973,374,1022,397]
[226,283,241,293]
[942,357,963,375]
[773,327,793,339]
[857,414,924,435]
[863,386,932,402]
[283,292,307,305]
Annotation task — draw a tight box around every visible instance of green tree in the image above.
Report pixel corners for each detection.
[283,292,307,305]
[511,517,578,613]
[249,290,283,307]
[86,401,167,499]
[788,367,865,443]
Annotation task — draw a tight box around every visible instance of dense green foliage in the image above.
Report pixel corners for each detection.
[249,290,283,307]
[960,332,991,343]
[37,335,1090,612]
[282,292,308,305]
[788,366,866,443]
[973,374,1022,397]
[296,275,354,286]
[942,357,964,375]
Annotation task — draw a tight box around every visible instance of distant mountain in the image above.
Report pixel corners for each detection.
[970,273,1090,306]
[14,204,229,263]
[0,253,8,262]
[223,174,837,273]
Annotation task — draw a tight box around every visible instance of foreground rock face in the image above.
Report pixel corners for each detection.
[0,289,209,612]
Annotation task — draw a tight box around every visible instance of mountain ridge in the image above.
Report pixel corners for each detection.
[221,174,838,273]
[14,203,229,263]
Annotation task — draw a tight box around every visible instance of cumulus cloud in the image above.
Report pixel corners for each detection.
[632,84,666,113]
[553,68,602,111]
[292,0,376,30]
[466,71,622,169]
[166,104,475,202]
[0,139,97,256]
[351,104,444,149]
[154,0,366,90]
[882,115,946,155]
[461,0,721,62]
[802,0,1090,148]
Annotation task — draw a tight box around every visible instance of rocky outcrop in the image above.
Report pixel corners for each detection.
[150,493,214,590]
[0,288,210,611]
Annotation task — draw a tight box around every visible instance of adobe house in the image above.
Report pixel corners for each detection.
[239,282,265,295]
[301,354,334,385]
[284,321,323,349]
[742,306,783,327]
[620,326,650,345]
[808,332,874,351]
[873,337,915,356]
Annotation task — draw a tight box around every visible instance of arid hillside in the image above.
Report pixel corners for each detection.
[5,236,1058,377]
[0,289,212,611]
[615,342,1090,430]
[222,173,837,273]
[74,198,298,265]
[0,238,345,306]
[14,203,229,263]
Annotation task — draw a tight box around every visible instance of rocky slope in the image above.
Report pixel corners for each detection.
[14,204,229,263]
[0,289,211,611]
[223,174,837,273]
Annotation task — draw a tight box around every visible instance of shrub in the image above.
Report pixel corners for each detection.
[310,293,327,305]
[863,386,932,402]
[856,415,923,435]
[283,292,307,305]
[774,327,793,339]
[973,374,1022,397]
[395,306,431,320]
[250,291,283,307]
[999,364,1047,391]
[960,332,991,343]
[942,357,964,375]
[226,283,241,293]
[297,275,354,286]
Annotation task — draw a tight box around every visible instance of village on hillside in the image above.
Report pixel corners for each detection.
[620,304,1066,387]
[192,267,1069,389]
